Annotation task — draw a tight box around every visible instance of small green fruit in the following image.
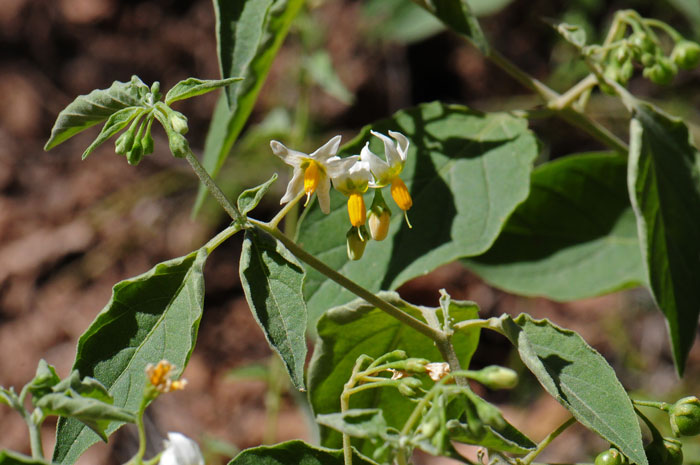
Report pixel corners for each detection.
[594,448,628,465]
[672,40,700,69]
[670,396,700,436]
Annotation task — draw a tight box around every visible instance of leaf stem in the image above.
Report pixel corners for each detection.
[249,220,442,342]
[268,190,305,230]
[483,48,628,153]
[633,399,671,411]
[26,411,45,461]
[184,149,243,223]
[520,416,576,465]
[548,74,598,111]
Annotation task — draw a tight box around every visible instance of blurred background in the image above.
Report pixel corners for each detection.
[1,0,700,463]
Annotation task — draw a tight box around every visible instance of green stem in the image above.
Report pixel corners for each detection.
[633,399,671,411]
[184,149,242,223]
[26,412,45,461]
[268,190,305,230]
[520,416,576,465]
[250,220,441,341]
[483,47,628,153]
[203,223,243,253]
[129,394,151,465]
[643,18,683,42]
[548,74,598,111]
[344,380,400,397]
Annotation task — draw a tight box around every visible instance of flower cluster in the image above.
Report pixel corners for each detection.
[271,131,413,260]
[146,360,187,394]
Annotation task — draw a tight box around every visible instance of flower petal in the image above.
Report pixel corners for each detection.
[316,173,332,214]
[332,155,371,195]
[370,130,401,168]
[388,130,409,162]
[270,140,304,167]
[280,167,304,204]
[310,135,342,162]
[160,432,204,465]
[361,142,391,186]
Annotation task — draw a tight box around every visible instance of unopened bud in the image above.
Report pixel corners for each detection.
[672,40,700,70]
[472,365,518,390]
[115,130,135,155]
[368,207,391,241]
[170,111,189,135]
[397,377,422,398]
[168,133,190,158]
[346,226,367,261]
[141,132,154,156]
[664,438,683,465]
[127,138,144,166]
[404,358,429,373]
[670,396,700,437]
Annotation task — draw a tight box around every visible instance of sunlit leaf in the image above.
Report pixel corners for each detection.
[240,228,307,391]
[45,76,148,150]
[627,101,700,375]
[53,248,208,464]
[165,77,243,105]
[502,314,647,465]
[466,152,645,301]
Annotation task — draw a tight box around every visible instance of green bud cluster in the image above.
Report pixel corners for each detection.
[597,19,700,89]
[113,114,156,166]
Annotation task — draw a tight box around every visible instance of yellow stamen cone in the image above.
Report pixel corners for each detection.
[391,177,412,211]
[303,161,320,206]
[347,193,366,227]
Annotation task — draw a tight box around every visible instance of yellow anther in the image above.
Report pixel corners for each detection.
[390,177,412,211]
[347,193,366,227]
[303,161,321,206]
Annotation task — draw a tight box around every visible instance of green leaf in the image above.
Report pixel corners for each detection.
[51,371,112,404]
[165,77,243,105]
[53,248,209,464]
[27,360,61,400]
[627,102,700,375]
[45,76,148,150]
[447,389,535,454]
[0,450,48,465]
[305,51,354,105]
[80,107,144,159]
[228,440,377,465]
[414,0,489,53]
[465,152,646,301]
[308,292,480,452]
[0,388,15,407]
[240,228,307,391]
[297,102,537,330]
[194,0,304,213]
[501,314,647,465]
[237,174,278,216]
[317,409,388,439]
[36,392,136,441]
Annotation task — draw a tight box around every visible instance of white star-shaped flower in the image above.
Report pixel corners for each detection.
[270,135,342,214]
[159,432,204,465]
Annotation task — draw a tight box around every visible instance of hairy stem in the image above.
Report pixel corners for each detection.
[185,149,243,223]
[26,415,44,461]
[250,220,442,341]
[483,49,628,153]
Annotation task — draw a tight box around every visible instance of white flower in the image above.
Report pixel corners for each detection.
[159,432,204,465]
[361,130,409,188]
[331,155,372,227]
[270,135,342,214]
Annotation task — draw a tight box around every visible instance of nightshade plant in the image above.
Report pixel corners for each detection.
[3,1,700,465]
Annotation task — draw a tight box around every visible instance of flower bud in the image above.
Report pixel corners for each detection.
[670,396,700,437]
[594,448,628,465]
[640,52,656,67]
[115,130,135,155]
[472,365,519,390]
[630,32,656,54]
[397,377,423,398]
[615,46,630,64]
[672,40,700,70]
[404,358,429,373]
[141,131,154,156]
[643,62,674,85]
[168,132,190,158]
[346,226,367,261]
[619,60,634,82]
[170,111,189,135]
[126,138,144,166]
[368,207,391,241]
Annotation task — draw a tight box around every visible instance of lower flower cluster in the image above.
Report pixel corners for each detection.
[270,130,413,260]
